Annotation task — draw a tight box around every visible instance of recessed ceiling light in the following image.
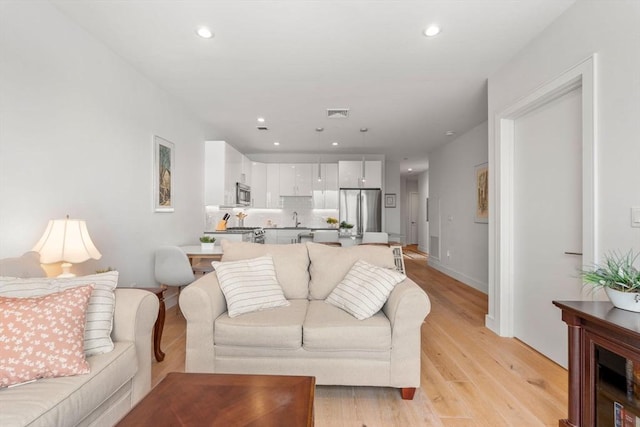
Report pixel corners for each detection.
[273,142,280,146]
[331,142,339,146]
[315,127,324,132]
[424,25,441,37]
[445,130,455,136]
[360,128,368,132]
[196,27,214,39]
[408,168,413,172]
[257,117,265,123]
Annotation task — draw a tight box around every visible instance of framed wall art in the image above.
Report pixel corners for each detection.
[385,193,396,208]
[153,136,175,213]
[474,162,488,223]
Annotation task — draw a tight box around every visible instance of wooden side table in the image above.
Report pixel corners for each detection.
[131,286,167,362]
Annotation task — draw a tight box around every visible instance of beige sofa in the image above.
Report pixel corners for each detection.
[180,241,430,399]
[0,252,158,427]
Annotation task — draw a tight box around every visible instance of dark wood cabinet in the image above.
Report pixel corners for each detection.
[554,301,640,427]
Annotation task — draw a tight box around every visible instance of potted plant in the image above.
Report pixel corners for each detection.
[580,250,640,312]
[199,235,216,251]
[339,221,354,234]
[326,217,338,228]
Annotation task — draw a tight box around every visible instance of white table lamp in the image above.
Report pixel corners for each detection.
[32,215,102,277]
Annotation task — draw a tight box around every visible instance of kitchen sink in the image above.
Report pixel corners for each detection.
[277,226,309,229]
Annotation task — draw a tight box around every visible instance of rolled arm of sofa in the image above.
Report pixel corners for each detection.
[112,288,159,404]
[383,278,431,388]
[179,273,227,373]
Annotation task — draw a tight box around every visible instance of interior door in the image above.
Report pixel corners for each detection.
[409,192,419,244]
[513,87,583,368]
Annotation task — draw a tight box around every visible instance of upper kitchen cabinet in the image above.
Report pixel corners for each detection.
[313,163,338,209]
[266,163,281,208]
[251,162,267,208]
[279,163,313,196]
[204,141,252,206]
[338,160,382,189]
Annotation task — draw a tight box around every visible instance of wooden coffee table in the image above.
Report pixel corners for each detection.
[116,372,315,426]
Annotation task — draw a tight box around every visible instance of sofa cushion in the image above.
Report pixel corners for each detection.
[212,255,289,317]
[306,242,397,300]
[0,271,119,356]
[326,259,406,320]
[215,299,308,349]
[221,241,310,299]
[0,341,137,427]
[303,300,391,352]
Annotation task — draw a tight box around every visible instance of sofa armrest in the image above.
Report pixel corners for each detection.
[179,272,227,373]
[382,278,431,388]
[112,288,159,404]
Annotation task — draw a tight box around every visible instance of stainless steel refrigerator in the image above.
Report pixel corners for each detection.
[339,189,382,235]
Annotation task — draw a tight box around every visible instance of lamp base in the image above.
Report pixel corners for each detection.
[57,262,76,278]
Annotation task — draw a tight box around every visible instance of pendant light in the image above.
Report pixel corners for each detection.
[360,128,368,185]
[316,128,323,182]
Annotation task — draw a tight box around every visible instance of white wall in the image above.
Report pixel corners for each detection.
[487,1,640,331]
[384,159,402,236]
[0,2,210,287]
[417,171,429,253]
[427,122,489,293]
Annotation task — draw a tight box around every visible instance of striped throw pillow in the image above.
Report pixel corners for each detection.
[0,271,118,356]
[325,259,406,320]
[212,256,289,317]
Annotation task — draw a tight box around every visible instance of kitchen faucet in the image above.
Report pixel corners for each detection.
[292,211,301,228]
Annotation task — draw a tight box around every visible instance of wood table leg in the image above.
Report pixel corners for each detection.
[153,286,166,362]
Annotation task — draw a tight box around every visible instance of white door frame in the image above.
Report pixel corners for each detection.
[486,55,597,336]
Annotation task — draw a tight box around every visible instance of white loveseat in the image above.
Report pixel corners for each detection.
[180,241,430,399]
[0,253,158,427]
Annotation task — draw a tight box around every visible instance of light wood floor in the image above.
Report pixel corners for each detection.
[152,247,568,426]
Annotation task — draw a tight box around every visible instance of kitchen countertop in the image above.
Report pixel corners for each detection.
[262,227,341,231]
[204,230,254,234]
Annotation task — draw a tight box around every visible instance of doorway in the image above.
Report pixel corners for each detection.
[513,88,582,367]
[409,192,419,245]
[487,56,597,364]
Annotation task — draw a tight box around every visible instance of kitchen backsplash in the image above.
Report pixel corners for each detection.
[205,203,338,231]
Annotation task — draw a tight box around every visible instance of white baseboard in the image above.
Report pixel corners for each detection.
[427,259,488,294]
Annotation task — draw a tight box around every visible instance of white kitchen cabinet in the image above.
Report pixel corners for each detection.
[363,160,382,189]
[266,163,281,208]
[275,229,305,244]
[205,141,246,206]
[241,156,252,185]
[280,164,312,196]
[264,229,277,244]
[338,160,382,189]
[251,162,267,207]
[338,161,362,188]
[312,163,338,209]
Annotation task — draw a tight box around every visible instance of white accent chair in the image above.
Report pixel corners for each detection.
[313,230,340,246]
[361,232,389,245]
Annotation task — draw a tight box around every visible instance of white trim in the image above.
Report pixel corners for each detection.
[487,55,597,337]
[429,259,488,293]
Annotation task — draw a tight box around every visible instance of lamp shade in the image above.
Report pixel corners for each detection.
[32,217,102,264]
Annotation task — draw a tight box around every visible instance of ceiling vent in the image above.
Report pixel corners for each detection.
[327,108,349,119]
[256,126,268,130]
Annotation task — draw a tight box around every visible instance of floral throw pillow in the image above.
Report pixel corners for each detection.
[0,285,94,387]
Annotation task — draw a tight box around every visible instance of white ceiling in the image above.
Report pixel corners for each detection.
[52,0,575,176]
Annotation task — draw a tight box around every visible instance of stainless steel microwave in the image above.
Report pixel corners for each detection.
[236,182,251,206]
